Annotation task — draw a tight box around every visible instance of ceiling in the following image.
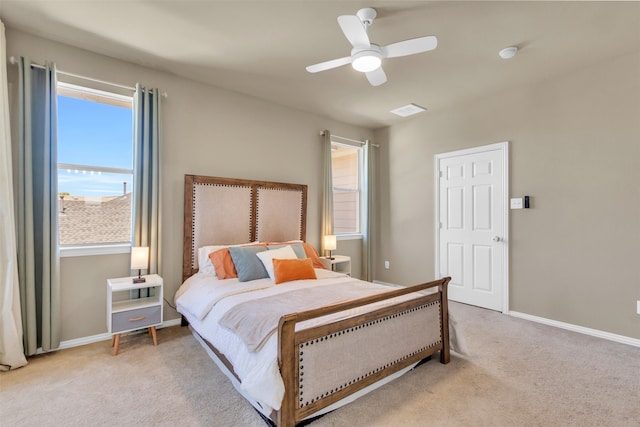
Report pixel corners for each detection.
[1,1,639,129]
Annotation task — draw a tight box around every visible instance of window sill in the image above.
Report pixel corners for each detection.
[60,244,130,258]
[336,234,363,241]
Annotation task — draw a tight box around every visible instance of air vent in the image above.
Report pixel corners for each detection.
[390,103,426,117]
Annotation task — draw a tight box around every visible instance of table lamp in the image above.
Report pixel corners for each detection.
[131,246,149,283]
[324,235,336,260]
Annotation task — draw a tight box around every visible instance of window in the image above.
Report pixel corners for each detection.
[331,142,362,235]
[57,82,134,251]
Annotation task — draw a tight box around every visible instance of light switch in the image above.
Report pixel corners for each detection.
[510,198,523,209]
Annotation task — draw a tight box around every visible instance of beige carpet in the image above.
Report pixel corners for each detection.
[1,302,638,426]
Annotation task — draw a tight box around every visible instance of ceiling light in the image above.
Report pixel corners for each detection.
[498,46,518,59]
[390,103,427,117]
[351,50,382,72]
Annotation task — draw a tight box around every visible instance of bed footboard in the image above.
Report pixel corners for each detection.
[277,277,450,427]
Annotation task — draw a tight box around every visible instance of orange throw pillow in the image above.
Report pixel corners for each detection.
[209,248,238,279]
[273,258,317,284]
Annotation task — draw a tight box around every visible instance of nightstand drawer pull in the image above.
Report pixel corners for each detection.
[128,316,146,322]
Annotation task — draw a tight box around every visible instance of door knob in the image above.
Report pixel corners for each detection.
[492,236,501,242]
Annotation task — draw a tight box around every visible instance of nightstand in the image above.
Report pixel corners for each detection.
[107,274,163,356]
[319,255,351,276]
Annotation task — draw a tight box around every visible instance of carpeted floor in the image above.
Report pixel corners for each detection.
[1,302,638,426]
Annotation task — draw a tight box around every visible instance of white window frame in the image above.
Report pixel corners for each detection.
[56,81,134,257]
[331,140,363,240]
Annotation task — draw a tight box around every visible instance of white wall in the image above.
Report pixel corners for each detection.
[6,28,370,341]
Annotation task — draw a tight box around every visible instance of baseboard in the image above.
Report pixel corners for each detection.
[509,311,640,348]
[52,318,183,352]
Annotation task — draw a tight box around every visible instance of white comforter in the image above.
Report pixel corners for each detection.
[175,270,429,413]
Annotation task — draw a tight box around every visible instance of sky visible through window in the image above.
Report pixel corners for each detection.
[57,95,133,197]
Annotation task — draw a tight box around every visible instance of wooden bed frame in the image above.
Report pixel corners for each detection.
[182,174,450,427]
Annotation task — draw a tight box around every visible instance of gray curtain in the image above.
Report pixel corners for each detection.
[362,140,374,282]
[15,57,61,355]
[320,130,333,255]
[132,84,162,276]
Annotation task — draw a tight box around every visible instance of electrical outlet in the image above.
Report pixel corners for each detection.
[384,260,390,270]
[637,300,640,315]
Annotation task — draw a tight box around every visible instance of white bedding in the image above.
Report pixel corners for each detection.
[175,270,434,413]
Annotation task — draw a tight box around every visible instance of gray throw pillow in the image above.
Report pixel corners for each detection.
[228,246,269,282]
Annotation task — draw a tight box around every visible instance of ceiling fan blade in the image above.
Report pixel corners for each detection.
[306,56,352,73]
[382,36,438,58]
[366,67,387,86]
[337,15,370,48]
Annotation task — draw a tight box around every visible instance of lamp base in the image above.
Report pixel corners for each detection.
[132,276,146,284]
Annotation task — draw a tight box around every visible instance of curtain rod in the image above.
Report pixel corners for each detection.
[8,56,168,98]
[320,131,379,148]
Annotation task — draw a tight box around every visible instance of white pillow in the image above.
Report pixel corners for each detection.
[197,245,224,276]
[256,245,297,281]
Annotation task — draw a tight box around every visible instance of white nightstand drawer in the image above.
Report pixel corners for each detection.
[111,306,161,333]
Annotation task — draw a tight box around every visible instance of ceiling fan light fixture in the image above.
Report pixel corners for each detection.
[351,50,382,72]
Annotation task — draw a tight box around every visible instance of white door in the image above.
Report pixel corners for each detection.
[435,142,508,312]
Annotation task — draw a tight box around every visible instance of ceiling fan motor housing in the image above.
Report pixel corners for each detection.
[356,7,377,27]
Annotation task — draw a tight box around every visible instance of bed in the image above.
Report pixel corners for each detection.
[176,175,451,427]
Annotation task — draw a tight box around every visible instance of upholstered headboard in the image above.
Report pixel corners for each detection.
[182,175,307,282]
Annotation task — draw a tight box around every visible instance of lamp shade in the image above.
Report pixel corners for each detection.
[324,235,337,251]
[130,246,149,270]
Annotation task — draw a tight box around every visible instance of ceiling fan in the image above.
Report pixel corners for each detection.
[306,7,438,86]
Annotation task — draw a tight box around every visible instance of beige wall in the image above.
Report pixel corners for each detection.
[6,29,371,341]
[375,51,640,339]
[7,27,638,343]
